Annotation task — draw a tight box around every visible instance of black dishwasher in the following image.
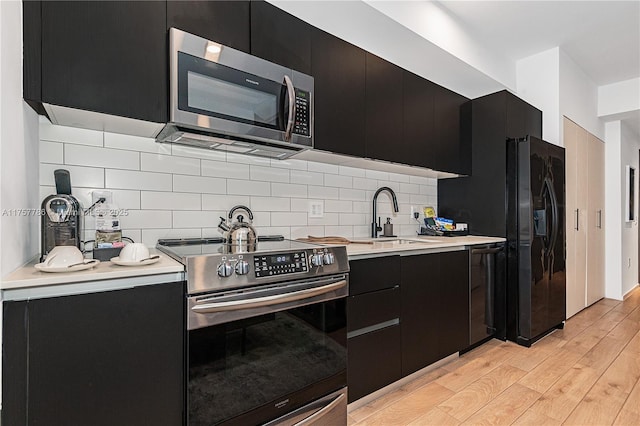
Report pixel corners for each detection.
[469,244,506,347]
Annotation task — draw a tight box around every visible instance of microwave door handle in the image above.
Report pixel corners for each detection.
[283,75,296,141]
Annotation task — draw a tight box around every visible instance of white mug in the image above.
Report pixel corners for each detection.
[45,246,84,267]
[119,243,150,262]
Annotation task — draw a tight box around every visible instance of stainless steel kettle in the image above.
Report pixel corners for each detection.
[218,205,257,249]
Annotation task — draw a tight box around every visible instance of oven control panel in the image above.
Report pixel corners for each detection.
[254,251,309,278]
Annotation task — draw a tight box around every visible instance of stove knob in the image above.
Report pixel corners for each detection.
[311,253,324,267]
[217,261,233,278]
[323,252,335,265]
[235,260,250,275]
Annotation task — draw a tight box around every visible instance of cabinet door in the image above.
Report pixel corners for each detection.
[401,254,440,376]
[586,134,605,305]
[365,53,404,163]
[250,0,311,74]
[437,250,470,358]
[311,28,366,157]
[349,255,400,296]
[41,1,167,123]
[1,301,29,426]
[26,283,184,426]
[433,85,471,174]
[167,0,250,52]
[402,70,436,168]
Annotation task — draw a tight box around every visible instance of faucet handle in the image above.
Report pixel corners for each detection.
[375,217,382,233]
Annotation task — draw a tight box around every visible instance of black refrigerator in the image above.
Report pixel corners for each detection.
[506,136,566,346]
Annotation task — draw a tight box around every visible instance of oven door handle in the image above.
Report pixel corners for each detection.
[295,393,346,426]
[192,279,347,314]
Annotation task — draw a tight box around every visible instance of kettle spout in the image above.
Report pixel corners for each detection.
[218,216,230,233]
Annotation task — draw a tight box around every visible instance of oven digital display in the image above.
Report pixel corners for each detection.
[254,251,307,277]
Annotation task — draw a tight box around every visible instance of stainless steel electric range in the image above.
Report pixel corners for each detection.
[157,237,350,426]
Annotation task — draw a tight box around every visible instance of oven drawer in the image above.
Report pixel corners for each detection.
[347,286,400,332]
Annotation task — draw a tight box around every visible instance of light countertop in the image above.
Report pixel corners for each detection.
[343,235,506,259]
[1,249,185,293]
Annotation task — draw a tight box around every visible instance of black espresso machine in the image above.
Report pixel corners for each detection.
[40,169,83,261]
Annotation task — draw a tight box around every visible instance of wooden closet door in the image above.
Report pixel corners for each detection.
[564,117,587,317]
[586,134,606,305]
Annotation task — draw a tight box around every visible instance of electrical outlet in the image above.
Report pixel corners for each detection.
[309,201,324,218]
[410,206,420,220]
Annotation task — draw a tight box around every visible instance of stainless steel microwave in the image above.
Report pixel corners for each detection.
[156,28,314,159]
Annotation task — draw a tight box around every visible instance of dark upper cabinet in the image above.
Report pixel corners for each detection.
[1,283,184,426]
[250,0,311,74]
[167,0,250,53]
[401,251,469,376]
[433,85,472,175]
[41,1,167,123]
[402,71,436,168]
[311,28,366,157]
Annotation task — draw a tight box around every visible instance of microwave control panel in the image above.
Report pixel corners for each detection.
[293,89,311,137]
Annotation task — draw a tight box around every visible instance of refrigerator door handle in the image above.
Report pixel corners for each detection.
[544,177,559,254]
[575,209,579,231]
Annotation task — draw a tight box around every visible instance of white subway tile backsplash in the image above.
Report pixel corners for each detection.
[202,195,251,211]
[250,197,291,212]
[141,153,200,175]
[271,212,307,227]
[174,175,226,194]
[173,210,225,228]
[40,163,104,188]
[40,121,103,146]
[270,158,307,171]
[122,229,142,245]
[339,188,366,201]
[40,141,63,164]
[324,174,352,188]
[228,179,270,196]
[141,192,201,210]
[308,162,339,174]
[271,183,307,198]
[309,185,339,200]
[250,165,289,183]
[121,210,172,229]
[338,166,366,178]
[353,177,378,191]
[141,228,201,246]
[40,122,438,240]
[106,169,172,191]
[105,132,171,154]
[202,159,250,179]
[290,170,323,186]
[65,144,140,170]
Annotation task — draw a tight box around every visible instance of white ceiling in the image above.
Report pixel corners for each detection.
[437,0,640,86]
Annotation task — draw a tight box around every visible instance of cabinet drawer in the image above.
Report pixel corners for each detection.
[347,324,401,403]
[347,286,400,333]
[349,256,400,296]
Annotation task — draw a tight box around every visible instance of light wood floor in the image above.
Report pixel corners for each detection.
[348,286,640,426]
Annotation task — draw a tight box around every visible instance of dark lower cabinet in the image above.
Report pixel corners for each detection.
[401,250,470,376]
[41,1,167,123]
[1,282,185,426]
[311,27,366,157]
[167,0,250,53]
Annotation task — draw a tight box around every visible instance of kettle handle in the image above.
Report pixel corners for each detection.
[228,205,254,221]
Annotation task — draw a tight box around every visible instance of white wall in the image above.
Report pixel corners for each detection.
[559,50,604,140]
[620,121,640,296]
[605,121,624,300]
[516,47,561,145]
[598,78,640,118]
[0,0,41,409]
[38,120,437,247]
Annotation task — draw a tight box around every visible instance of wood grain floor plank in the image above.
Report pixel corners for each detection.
[608,319,640,342]
[511,409,562,425]
[562,326,609,356]
[618,374,640,415]
[563,386,627,425]
[613,408,640,426]
[437,364,527,421]
[578,335,630,374]
[407,407,460,426]
[517,348,583,394]
[626,331,640,354]
[357,382,454,426]
[458,383,541,426]
[435,357,503,392]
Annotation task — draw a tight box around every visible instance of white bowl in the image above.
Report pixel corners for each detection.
[44,246,84,268]
[118,243,150,262]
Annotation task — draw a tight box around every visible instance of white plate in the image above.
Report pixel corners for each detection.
[35,259,101,273]
[110,256,160,267]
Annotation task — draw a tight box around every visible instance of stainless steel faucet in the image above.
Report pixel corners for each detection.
[371,187,399,238]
